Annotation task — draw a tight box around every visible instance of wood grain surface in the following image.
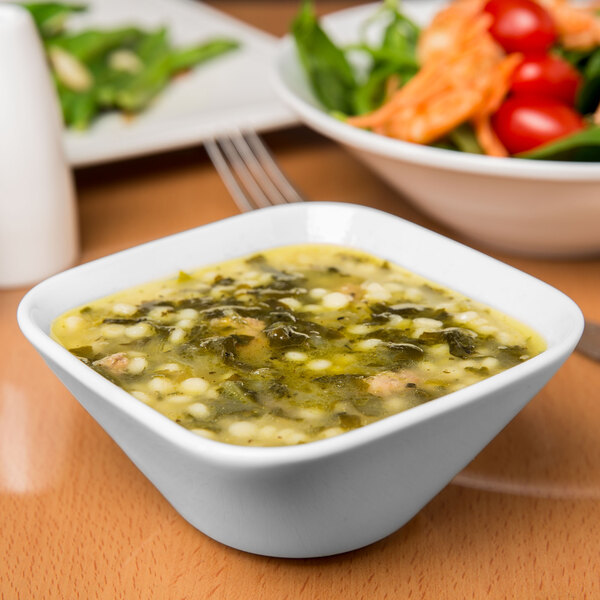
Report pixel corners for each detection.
[1,3,599,599]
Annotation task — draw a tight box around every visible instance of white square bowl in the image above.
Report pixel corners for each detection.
[17,202,583,558]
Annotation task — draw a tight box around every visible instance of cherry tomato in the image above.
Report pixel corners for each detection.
[511,54,583,105]
[491,95,586,154]
[483,0,557,53]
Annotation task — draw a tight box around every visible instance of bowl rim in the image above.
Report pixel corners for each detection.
[17,202,584,469]
[273,2,600,182]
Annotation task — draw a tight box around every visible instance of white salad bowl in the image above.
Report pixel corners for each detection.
[273,2,600,257]
[18,203,583,558]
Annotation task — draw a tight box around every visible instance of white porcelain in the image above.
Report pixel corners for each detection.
[53,0,296,167]
[272,1,600,257]
[0,4,78,288]
[18,203,583,557]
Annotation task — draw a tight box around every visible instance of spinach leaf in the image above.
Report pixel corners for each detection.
[386,342,424,361]
[291,0,420,116]
[448,123,484,154]
[432,123,484,154]
[517,126,600,161]
[554,47,594,68]
[215,381,261,418]
[313,374,365,388]
[48,27,143,63]
[351,395,384,417]
[24,4,240,129]
[369,302,449,321]
[337,413,363,430]
[496,345,527,368]
[292,0,356,113]
[443,329,476,358]
[419,328,477,358]
[113,28,172,112]
[24,2,86,38]
[577,48,600,115]
[53,57,112,129]
[554,46,600,116]
[264,322,310,348]
[178,334,253,370]
[380,2,420,53]
[351,58,411,115]
[56,79,97,129]
[365,329,417,344]
[351,2,420,114]
[169,38,239,73]
[68,345,99,363]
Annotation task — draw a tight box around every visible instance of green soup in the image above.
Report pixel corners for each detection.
[52,245,545,446]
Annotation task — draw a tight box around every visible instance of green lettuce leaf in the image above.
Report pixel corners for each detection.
[517,126,600,161]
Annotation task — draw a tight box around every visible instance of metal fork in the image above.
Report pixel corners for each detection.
[205,130,304,213]
[205,130,599,362]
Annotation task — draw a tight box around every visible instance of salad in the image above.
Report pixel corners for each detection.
[23,2,239,130]
[292,0,600,160]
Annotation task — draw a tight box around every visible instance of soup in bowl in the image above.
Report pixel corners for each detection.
[18,203,582,557]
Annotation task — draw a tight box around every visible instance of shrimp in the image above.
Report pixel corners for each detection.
[536,0,600,49]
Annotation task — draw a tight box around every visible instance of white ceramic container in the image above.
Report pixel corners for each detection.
[273,2,600,258]
[0,5,78,287]
[18,203,583,558]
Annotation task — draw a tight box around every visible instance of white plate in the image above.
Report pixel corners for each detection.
[32,0,297,167]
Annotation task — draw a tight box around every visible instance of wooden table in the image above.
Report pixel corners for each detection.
[2,3,600,598]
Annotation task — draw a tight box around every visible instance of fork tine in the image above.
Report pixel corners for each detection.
[218,135,272,210]
[204,137,255,213]
[244,131,305,203]
[229,132,288,206]
[206,131,305,213]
